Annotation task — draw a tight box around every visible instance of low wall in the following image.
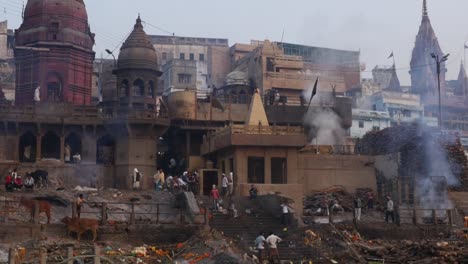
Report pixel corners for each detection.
[298,154,377,195]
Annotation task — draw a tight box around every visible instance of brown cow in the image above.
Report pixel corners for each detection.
[19,197,51,224]
[61,216,98,242]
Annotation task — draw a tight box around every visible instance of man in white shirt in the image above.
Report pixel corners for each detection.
[385,196,395,223]
[266,232,282,262]
[280,202,290,227]
[254,232,266,263]
[221,173,228,197]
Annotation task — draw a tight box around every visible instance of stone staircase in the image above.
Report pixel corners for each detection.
[210,213,315,261]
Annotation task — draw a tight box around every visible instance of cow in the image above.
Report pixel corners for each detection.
[19,197,51,224]
[61,216,98,242]
[30,170,48,188]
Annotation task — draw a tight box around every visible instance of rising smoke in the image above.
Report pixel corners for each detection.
[302,83,345,145]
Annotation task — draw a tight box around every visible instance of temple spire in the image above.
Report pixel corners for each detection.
[422,0,428,19]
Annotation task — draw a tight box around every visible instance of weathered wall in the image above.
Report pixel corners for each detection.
[297,153,377,194]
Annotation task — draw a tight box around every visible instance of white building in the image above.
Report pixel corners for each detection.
[350,109,391,138]
[371,91,424,125]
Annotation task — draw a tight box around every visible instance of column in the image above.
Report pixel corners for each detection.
[36,133,42,161]
[60,135,65,162]
[186,131,191,169]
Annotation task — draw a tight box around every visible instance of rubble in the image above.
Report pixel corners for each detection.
[303,186,357,215]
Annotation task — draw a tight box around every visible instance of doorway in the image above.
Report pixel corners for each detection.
[202,170,218,196]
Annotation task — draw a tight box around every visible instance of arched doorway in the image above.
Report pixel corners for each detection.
[120,79,129,97]
[19,132,36,162]
[65,132,82,163]
[46,73,63,102]
[133,79,144,97]
[41,131,60,159]
[97,135,115,165]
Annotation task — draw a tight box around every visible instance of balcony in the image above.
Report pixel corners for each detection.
[201,124,306,154]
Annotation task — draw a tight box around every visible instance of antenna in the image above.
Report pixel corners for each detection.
[280,27,285,43]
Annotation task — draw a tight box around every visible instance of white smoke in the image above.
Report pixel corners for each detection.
[302,84,345,145]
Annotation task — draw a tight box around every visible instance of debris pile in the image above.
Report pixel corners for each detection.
[303,186,355,215]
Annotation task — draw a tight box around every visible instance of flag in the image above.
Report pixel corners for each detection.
[306,78,319,112]
[388,52,394,59]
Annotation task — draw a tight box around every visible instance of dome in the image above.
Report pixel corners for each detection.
[117,16,159,72]
[17,0,93,49]
[224,70,249,86]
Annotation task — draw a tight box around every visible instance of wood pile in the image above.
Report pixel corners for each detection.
[355,239,467,263]
[303,186,357,214]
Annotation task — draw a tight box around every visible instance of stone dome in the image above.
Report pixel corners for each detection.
[224,70,249,86]
[18,0,93,49]
[117,16,159,72]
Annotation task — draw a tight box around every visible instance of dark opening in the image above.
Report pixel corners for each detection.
[41,131,60,159]
[248,157,265,183]
[65,133,82,163]
[203,170,218,196]
[267,58,275,72]
[19,132,36,162]
[239,90,247,104]
[47,83,61,102]
[271,157,287,184]
[133,79,144,97]
[97,135,115,165]
[229,158,234,174]
[147,80,155,98]
[120,80,129,97]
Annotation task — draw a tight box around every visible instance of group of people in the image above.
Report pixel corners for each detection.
[210,172,236,213]
[4,168,35,192]
[255,231,283,263]
[151,167,201,194]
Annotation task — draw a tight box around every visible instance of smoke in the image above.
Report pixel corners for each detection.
[302,85,345,145]
[416,125,460,209]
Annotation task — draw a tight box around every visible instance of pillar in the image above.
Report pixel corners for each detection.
[67,247,73,264]
[36,133,41,161]
[186,131,191,169]
[60,135,65,162]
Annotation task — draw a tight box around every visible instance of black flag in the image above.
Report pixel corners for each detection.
[307,78,319,111]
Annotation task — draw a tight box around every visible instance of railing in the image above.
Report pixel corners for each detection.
[0,200,207,226]
[397,208,454,226]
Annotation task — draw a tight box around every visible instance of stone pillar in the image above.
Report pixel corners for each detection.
[186,131,191,169]
[36,133,42,161]
[60,135,65,162]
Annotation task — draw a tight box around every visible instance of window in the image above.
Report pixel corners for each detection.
[358,120,364,128]
[267,58,275,72]
[120,80,129,97]
[179,53,185,60]
[403,110,411,118]
[189,53,194,61]
[178,74,192,84]
[199,54,205,61]
[271,158,287,184]
[133,79,144,97]
[248,157,265,183]
[162,52,167,60]
[147,80,155,98]
[373,126,380,131]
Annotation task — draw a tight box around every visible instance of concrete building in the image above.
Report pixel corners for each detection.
[371,91,424,125]
[151,35,230,96]
[230,40,361,102]
[350,109,391,138]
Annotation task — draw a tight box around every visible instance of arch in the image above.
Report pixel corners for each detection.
[41,131,60,159]
[65,132,82,163]
[120,79,129,97]
[46,72,63,102]
[19,131,36,162]
[96,135,115,165]
[133,79,144,97]
[147,80,155,98]
[239,89,247,104]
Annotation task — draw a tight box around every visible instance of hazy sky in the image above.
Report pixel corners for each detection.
[1,0,468,85]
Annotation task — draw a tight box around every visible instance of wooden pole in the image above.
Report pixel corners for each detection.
[67,247,73,264]
[93,245,101,264]
[39,248,47,264]
[8,248,15,264]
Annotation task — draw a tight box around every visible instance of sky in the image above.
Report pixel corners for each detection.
[1,0,468,85]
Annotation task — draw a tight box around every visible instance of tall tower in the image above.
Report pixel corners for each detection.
[14,0,95,105]
[409,0,446,98]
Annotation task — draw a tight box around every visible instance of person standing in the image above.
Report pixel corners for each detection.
[354,197,362,221]
[158,169,165,190]
[249,184,258,200]
[367,191,374,210]
[76,194,85,218]
[266,232,282,263]
[221,173,228,196]
[133,168,142,190]
[385,196,394,223]
[254,232,266,263]
[153,169,161,191]
[228,172,234,196]
[4,172,13,192]
[280,202,290,227]
[210,185,220,212]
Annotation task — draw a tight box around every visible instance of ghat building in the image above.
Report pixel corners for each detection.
[0,0,380,211]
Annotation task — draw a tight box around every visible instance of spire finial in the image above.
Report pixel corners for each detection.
[423,0,428,17]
